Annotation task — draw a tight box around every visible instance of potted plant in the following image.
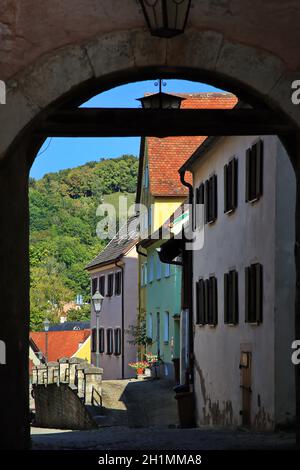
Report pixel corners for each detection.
[128,361,150,376]
[144,353,161,379]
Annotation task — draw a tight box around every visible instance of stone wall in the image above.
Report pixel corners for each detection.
[32,358,103,429]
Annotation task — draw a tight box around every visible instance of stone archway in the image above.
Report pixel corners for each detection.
[0,28,300,449]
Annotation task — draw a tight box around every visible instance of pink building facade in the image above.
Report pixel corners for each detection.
[86,217,138,380]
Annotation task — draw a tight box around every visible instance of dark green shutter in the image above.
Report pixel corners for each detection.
[245,267,250,322]
[256,140,263,198]
[245,148,250,202]
[232,270,238,324]
[224,164,228,213]
[212,175,218,221]
[224,273,228,323]
[232,158,238,209]
[255,263,263,323]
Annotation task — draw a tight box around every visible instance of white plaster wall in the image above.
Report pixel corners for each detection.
[274,141,296,425]
[90,248,138,380]
[191,135,281,429]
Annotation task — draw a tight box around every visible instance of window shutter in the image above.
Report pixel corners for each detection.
[212,175,217,221]
[196,279,206,325]
[256,140,263,198]
[99,276,105,296]
[204,279,209,324]
[232,158,238,209]
[107,329,113,354]
[114,329,121,355]
[204,180,209,223]
[229,161,233,210]
[224,273,228,323]
[99,328,105,353]
[107,274,114,296]
[245,148,251,202]
[212,277,218,325]
[224,164,228,213]
[232,270,238,324]
[245,266,250,322]
[255,263,263,323]
[92,278,98,295]
[91,328,96,352]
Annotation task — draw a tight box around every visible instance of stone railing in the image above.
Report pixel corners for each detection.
[32,358,103,407]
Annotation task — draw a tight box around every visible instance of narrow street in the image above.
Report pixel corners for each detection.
[31,378,295,450]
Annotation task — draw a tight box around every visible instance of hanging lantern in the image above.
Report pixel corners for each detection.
[139,0,191,38]
[137,91,185,109]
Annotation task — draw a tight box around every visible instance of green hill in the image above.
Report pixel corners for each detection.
[29,155,138,330]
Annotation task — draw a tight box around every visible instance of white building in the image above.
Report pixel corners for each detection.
[180,135,296,430]
[86,216,139,380]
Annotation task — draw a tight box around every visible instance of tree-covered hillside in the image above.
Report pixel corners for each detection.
[29,155,138,330]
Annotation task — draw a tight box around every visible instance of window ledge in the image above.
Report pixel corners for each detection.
[248,196,261,204]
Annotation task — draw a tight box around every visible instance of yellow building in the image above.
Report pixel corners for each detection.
[72,335,91,363]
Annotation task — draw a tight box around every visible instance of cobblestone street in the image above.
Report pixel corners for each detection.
[31,378,295,450]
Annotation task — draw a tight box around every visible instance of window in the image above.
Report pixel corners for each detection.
[195,276,218,326]
[245,263,263,324]
[115,271,122,295]
[157,255,161,280]
[224,158,238,213]
[144,262,148,285]
[149,255,154,282]
[224,270,239,324]
[91,327,97,352]
[207,276,218,325]
[196,279,206,325]
[246,140,263,202]
[164,312,169,343]
[107,274,114,297]
[106,329,113,354]
[92,278,98,295]
[99,275,105,296]
[99,328,105,353]
[148,313,153,339]
[205,175,218,224]
[114,328,121,356]
[165,263,170,277]
[194,182,204,229]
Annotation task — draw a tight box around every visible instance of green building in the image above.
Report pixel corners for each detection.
[139,236,182,379]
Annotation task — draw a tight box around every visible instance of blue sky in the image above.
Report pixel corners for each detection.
[30,79,222,179]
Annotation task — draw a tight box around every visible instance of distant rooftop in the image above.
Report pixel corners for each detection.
[48,321,90,332]
[86,214,139,270]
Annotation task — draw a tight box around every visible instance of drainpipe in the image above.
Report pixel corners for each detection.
[179,170,194,386]
[115,259,125,379]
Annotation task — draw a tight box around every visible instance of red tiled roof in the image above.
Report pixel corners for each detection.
[30,330,90,362]
[146,93,238,196]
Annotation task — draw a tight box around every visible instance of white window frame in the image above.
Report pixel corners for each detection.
[165,263,170,277]
[157,254,161,280]
[149,255,154,282]
[148,313,153,339]
[164,311,169,343]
